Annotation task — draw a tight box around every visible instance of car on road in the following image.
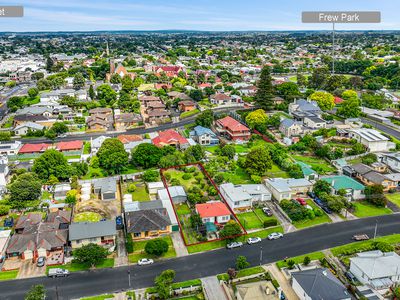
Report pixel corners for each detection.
[267,232,283,240]
[48,268,70,278]
[262,207,273,216]
[295,198,307,206]
[29,159,34,164]
[14,160,20,165]
[58,134,67,138]
[138,258,154,265]
[37,256,46,267]
[247,237,261,244]
[226,241,243,249]
[314,197,325,207]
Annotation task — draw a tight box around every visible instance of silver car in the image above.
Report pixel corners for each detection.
[247,237,261,244]
[226,241,243,249]
[267,232,283,240]
[138,258,154,266]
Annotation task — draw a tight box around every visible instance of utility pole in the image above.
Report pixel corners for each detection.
[259,246,263,266]
[374,219,378,240]
[332,22,335,75]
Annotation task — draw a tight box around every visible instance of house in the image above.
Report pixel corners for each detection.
[117,134,143,144]
[219,183,271,211]
[380,152,400,172]
[157,186,187,204]
[190,125,219,145]
[46,210,72,229]
[210,93,231,105]
[320,175,365,200]
[125,200,172,239]
[264,178,313,202]
[18,143,51,155]
[0,230,11,261]
[349,128,394,152]
[236,280,279,300]
[87,114,113,131]
[0,156,9,197]
[215,116,251,141]
[303,116,326,129]
[152,129,189,149]
[13,114,52,127]
[178,100,197,112]
[152,66,184,77]
[0,140,22,156]
[292,268,350,300]
[350,250,400,289]
[93,177,118,201]
[289,99,322,119]
[14,122,45,136]
[147,109,172,124]
[272,96,285,105]
[351,163,396,191]
[106,61,136,81]
[167,91,192,101]
[55,140,83,152]
[279,119,303,137]
[14,213,43,234]
[114,113,142,130]
[195,201,231,224]
[296,161,318,181]
[69,220,117,249]
[90,136,109,155]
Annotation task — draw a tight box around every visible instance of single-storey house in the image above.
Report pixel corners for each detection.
[195,201,231,224]
[93,177,118,201]
[351,163,396,192]
[320,175,365,200]
[69,220,117,249]
[0,230,11,261]
[147,182,165,196]
[264,178,313,202]
[219,183,271,211]
[54,184,71,201]
[152,129,189,149]
[14,122,45,136]
[349,128,395,152]
[157,186,187,204]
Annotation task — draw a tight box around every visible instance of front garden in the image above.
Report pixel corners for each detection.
[128,235,176,263]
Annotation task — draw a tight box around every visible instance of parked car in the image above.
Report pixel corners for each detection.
[314,197,324,207]
[116,216,123,229]
[247,237,261,244]
[353,234,369,241]
[14,160,20,165]
[307,191,316,199]
[226,242,243,249]
[267,232,283,240]
[138,258,154,266]
[58,134,67,138]
[321,205,333,214]
[262,207,273,216]
[296,198,307,206]
[37,256,46,267]
[48,268,70,278]
[3,217,13,227]
[345,271,356,283]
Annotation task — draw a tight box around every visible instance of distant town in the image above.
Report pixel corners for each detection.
[0,30,400,300]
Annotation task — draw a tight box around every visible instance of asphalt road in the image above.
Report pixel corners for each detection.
[1,214,399,300]
[361,117,400,140]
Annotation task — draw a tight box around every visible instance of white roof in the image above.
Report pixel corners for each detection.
[350,250,400,279]
[350,128,389,142]
[147,182,165,189]
[0,230,11,253]
[265,178,312,193]
[220,183,253,201]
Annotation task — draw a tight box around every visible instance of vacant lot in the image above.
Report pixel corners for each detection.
[236,209,278,230]
[73,212,102,222]
[293,200,331,229]
[291,155,335,174]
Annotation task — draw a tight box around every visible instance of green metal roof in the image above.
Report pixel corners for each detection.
[321,175,365,191]
[296,161,316,176]
[205,222,217,233]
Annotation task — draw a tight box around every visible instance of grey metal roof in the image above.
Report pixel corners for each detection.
[292,268,349,300]
[69,220,116,241]
[125,210,170,233]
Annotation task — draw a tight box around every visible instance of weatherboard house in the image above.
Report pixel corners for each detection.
[195,201,231,224]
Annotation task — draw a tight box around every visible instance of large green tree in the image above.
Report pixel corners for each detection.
[25,284,46,300]
[73,72,85,90]
[73,243,108,267]
[33,149,70,181]
[8,173,42,206]
[131,143,163,168]
[313,180,332,197]
[96,84,117,106]
[309,91,335,111]
[244,147,272,176]
[155,270,176,300]
[245,109,268,129]
[255,66,274,110]
[145,239,169,256]
[195,110,214,128]
[219,221,242,242]
[97,138,129,174]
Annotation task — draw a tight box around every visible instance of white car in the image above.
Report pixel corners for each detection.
[137,258,154,266]
[247,237,261,244]
[267,232,283,240]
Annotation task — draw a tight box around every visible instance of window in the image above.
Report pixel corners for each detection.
[133,232,141,237]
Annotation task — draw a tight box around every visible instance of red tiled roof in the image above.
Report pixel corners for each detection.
[196,202,231,218]
[334,96,344,104]
[152,129,188,147]
[19,143,50,154]
[216,116,249,132]
[117,134,143,144]
[56,140,83,151]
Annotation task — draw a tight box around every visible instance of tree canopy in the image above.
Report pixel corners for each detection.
[309,91,335,111]
[255,66,274,110]
[32,149,70,181]
[132,143,163,168]
[73,243,108,267]
[8,173,42,206]
[244,147,272,176]
[97,138,129,174]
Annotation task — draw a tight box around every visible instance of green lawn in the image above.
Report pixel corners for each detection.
[386,194,400,208]
[291,155,335,174]
[164,169,205,191]
[73,212,102,223]
[47,258,114,273]
[2,116,13,128]
[293,200,331,229]
[276,251,325,269]
[265,163,290,178]
[180,109,200,119]
[347,157,362,165]
[0,270,18,281]
[176,203,191,216]
[128,236,176,263]
[237,209,277,230]
[131,184,150,201]
[217,266,265,281]
[80,294,114,300]
[83,142,91,155]
[352,201,392,218]
[222,166,252,184]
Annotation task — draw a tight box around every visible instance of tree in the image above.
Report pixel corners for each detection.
[184,145,205,163]
[310,67,329,89]
[73,243,108,267]
[145,239,169,256]
[7,96,24,112]
[195,110,214,128]
[362,153,378,166]
[121,76,134,93]
[132,143,163,168]
[142,169,160,182]
[342,90,358,101]
[8,173,42,205]
[159,153,185,168]
[221,144,235,159]
[50,122,69,135]
[97,138,129,174]
[33,149,70,181]
[28,87,39,99]
[244,147,272,176]
[65,189,78,205]
[0,131,11,141]
[189,89,203,101]
[110,74,122,84]
[45,56,54,71]
[96,84,117,106]
[348,142,366,155]
[337,97,361,118]
[155,270,175,300]
[73,72,85,90]
[309,91,335,111]
[189,213,203,229]
[255,66,274,110]
[219,220,242,242]
[313,180,332,197]
[236,255,250,270]
[25,284,46,300]
[89,84,95,100]
[276,82,300,101]
[245,109,268,129]
[365,184,386,207]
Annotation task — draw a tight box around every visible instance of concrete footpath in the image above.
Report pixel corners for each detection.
[201,276,228,300]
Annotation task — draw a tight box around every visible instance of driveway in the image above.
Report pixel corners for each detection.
[201,276,228,300]
[114,230,128,267]
[17,260,46,279]
[268,202,296,233]
[265,264,299,300]
[171,232,188,257]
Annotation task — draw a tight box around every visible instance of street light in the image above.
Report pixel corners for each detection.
[374,219,378,240]
[259,246,263,266]
[128,269,131,288]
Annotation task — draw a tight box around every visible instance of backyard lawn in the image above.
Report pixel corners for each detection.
[293,200,331,229]
[352,201,392,218]
[222,166,252,184]
[176,203,191,216]
[124,182,150,201]
[291,155,335,174]
[164,169,205,191]
[386,193,400,208]
[0,270,18,281]
[73,212,102,222]
[265,163,290,178]
[128,236,176,263]
[236,209,278,230]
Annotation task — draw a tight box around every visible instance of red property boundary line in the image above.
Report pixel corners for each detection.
[160,162,247,247]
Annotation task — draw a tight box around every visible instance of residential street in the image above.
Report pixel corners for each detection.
[1,214,399,300]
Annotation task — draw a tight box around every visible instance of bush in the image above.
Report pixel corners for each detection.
[287,260,295,269]
[303,256,311,266]
[127,183,137,193]
[0,205,9,216]
[126,234,134,253]
[145,239,169,256]
[373,241,394,252]
[182,173,192,180]
[263,219,278,228]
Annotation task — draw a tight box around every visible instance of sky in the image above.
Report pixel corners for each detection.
[0,0,399,32]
